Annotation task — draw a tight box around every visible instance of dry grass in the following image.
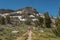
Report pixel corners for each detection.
[32,28,60,40]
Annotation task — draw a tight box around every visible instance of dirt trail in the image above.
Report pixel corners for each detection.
[16,32,27,40]
[16,29,32,40]
[27,30,32,40]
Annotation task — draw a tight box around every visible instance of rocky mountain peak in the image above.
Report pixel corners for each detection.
[17,7,39,15]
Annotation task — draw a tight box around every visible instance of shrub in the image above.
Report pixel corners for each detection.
[0,16,5,24]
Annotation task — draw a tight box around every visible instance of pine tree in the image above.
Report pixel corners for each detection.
[44,12,52,28]
[52,8,60,37]
[56,8,60,36]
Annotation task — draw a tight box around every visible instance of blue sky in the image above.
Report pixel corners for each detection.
[0,0,60,17]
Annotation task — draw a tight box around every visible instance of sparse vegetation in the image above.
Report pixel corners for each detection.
[0,24,28,40]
